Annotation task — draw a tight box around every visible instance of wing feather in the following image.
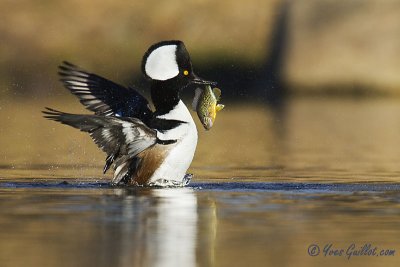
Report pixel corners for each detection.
[42,108,157,161]
[58,61,152,122]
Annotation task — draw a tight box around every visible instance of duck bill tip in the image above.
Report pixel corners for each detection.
[191,75,217,86]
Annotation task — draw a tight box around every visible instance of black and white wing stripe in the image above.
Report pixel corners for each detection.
[42,108,157,172]
[59,61,152,122]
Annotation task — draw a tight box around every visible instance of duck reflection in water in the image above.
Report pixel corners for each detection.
[103,187,216,267]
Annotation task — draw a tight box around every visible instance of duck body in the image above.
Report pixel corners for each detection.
[146,100,198,185]
[43,40,215,186]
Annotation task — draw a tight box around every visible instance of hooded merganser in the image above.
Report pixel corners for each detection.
[43,40,216,186]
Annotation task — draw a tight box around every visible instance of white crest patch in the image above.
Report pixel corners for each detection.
[145,45,179,81]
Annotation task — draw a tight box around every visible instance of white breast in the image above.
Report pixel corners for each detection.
[149,101,198,184]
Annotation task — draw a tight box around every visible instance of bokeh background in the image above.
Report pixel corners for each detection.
[2,0,400,97]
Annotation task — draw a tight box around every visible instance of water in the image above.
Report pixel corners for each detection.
[0,97,400,267]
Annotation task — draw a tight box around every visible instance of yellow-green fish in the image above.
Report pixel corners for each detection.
[192,85,225,130]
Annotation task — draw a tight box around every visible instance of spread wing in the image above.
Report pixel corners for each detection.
[58,61,152,122]
[42,108,157,172]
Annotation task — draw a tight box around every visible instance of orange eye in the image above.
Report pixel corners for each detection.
[183,70,189,76]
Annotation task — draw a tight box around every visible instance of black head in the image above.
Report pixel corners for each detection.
[142,40,216,88]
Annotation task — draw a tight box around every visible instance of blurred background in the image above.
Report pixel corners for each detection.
[2,0,400,97]
[1,0,400,180]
